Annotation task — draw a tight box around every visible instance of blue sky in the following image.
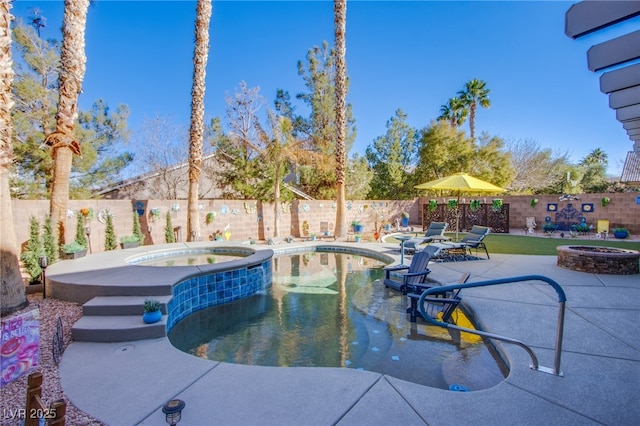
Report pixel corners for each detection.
[11,1,640,175]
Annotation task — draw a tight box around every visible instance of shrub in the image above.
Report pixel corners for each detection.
[132,211,143,244]
[104,214,117,251]
[165,212,175,243]
[42,215,58,264]
[143,299,161,313]
[20,216,43,283]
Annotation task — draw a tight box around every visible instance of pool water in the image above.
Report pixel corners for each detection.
[168,252,507,390]
[132,252,245,266]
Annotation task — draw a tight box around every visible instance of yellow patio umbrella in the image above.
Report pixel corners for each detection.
[414,172,505,239]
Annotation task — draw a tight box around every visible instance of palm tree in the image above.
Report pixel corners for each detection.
[438,97,468,128]
[333,0,348,238]
[458,78,490,140]
[46,0,90,244]
[187,0,212,242]
[1,0,28,314]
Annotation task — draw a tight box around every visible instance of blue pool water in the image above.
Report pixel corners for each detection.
[168,251,507,390]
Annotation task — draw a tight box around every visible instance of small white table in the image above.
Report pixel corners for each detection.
[395,235,414,265]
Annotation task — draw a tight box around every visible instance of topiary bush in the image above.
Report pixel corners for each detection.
[104,213,117,251]
[42,215,58,265]
[20,216,43,284]
[165,211,175,243]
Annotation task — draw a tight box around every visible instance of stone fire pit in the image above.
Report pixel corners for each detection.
[557,245,640,275]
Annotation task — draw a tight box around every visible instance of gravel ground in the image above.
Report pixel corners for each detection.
[1,294,104,426]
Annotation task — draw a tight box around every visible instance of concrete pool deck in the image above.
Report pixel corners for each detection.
[55,242,640,425]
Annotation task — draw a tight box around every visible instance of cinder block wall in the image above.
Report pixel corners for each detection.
[12,193,639,254]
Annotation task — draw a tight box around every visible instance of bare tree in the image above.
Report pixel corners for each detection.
[506,138,570,193]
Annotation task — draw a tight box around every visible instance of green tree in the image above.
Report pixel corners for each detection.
[470,133,514,189]
[580,148,609,193]
[346,153,373,199]
[413,121,474,185]
[458,78,491,140]
[11,18,132,199]
[365,109,417,199]
[275,41,357,200]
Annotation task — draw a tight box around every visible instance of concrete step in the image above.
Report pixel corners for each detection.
[72,315,167,342]
[82,295,172,316]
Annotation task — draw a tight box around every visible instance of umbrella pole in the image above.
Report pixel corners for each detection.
[456,192,461,240]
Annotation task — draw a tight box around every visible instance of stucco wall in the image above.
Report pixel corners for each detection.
[12,193,639,254]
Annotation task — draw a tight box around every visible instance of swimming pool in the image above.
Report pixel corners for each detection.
[168,251,507,390]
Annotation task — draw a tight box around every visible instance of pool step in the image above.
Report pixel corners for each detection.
[72,315,167,342]
[72,295,172,342]
[82,295,172,316]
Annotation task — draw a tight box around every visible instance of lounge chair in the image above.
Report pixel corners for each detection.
[401,222,449,253]
[430,225,491,260]
[406,272,470,323]
[383,246,438,293]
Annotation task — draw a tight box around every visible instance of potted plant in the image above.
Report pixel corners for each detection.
[120,235,140,249]
[352,220,364,233]
[531,198,539,207]
[61,241,87,259]
[601,197,610,208]
[309,233,317,241]
[142,299,162,324]
[205,211,216,225]
[428,199,438,212]
[401,212,409,227]
[613,228,629,239]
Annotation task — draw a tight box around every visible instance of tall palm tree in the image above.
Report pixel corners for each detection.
[1,0,28,315]
[458,78,490,140]
[46,0,89,244]
[333,0,348,238]
[187,0,212,242]
[438,97,468,128]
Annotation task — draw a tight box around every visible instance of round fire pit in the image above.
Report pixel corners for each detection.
[557,245,640,275]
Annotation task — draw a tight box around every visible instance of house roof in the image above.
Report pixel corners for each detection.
[621,151,640,184]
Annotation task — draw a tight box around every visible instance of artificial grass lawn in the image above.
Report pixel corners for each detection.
[482,233,640,256]
[389,232,640,256]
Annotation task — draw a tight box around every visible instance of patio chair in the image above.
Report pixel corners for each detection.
[406,272,470,323]
[383,246,438,294]
[401,222,448,253]
[430,225,491,260]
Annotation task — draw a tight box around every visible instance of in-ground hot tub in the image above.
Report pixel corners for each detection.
[557,245,640,275]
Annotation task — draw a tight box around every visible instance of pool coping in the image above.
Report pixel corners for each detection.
[54,242,640,425]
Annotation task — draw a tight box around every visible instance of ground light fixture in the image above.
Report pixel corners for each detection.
[162,399,185,425]
[38,255,48,299]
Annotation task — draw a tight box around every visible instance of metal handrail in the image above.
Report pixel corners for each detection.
[418,274,566,376]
